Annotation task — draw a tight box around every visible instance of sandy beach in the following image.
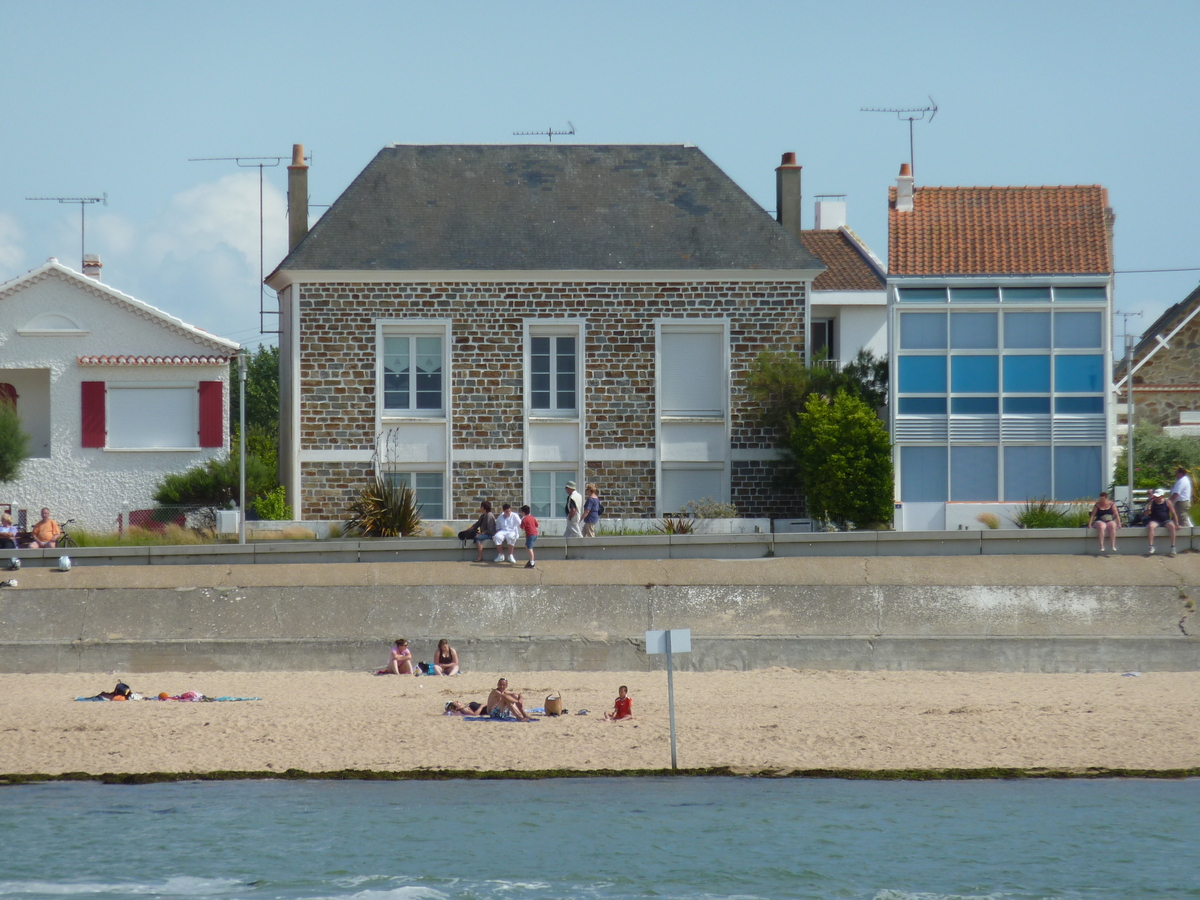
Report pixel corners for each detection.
[2,668,1198,776]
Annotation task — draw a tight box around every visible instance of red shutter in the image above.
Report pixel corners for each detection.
[198,381,223,447]
[81,381,106,447]
[0,384,16,410]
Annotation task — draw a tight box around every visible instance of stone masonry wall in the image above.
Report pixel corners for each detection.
[1130,310,1200,431]
[297,279,806,519]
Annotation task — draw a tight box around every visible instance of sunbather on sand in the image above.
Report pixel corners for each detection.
[377,639,417,676]
[444,700,485,716]
[485,677,532,721]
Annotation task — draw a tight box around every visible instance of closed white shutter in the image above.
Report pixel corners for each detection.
[661,330,723,415]
[108,387,197,449]
[661,467,724,516]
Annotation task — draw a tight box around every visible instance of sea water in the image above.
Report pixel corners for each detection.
[0,778,1196,900]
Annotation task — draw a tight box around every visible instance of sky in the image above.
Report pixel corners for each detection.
[2,0,1198,350]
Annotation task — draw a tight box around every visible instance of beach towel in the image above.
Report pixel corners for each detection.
[459,715,540,723]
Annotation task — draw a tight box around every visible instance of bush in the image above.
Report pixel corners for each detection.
[976,513,1001,530]
[654,516,695,535]
[681,497,738,518]
[154,455,274,509]
[0,399,30,484]
[1113,425,1200,489]
[345,477,424,537]
[1012,498,1087,529]
[253,486,292,521]
[790,392,894,529]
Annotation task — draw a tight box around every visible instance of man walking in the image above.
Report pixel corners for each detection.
[564,481,584,539]
[1170,466,1193,526]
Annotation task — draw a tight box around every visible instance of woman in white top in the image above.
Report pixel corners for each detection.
[493,503,522,564]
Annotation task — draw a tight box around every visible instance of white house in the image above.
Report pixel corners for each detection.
[0,257,240,532]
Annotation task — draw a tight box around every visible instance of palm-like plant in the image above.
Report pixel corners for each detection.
[345,477,424,537]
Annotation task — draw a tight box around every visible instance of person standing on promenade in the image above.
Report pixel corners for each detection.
[1144,489,1179,557]
[564,481,584,539]
[1087,491,1122,556]
[1170,466,1193,526]
[519,504,539,568]
[581,483,601,537]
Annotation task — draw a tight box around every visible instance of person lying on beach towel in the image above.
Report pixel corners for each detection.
[77,682,134,701]
[484,677,532,721]
[444,700,485,716]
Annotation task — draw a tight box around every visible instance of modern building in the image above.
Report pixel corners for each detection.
[887,165,1116,530]
[266,144,825,522]
[0,257,238,531]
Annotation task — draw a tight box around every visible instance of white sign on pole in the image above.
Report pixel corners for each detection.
[645,628,691,655]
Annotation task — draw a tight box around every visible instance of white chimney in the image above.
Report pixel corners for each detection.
[895,162,914,213]
[814,196,847,230]
[83,254,102,280]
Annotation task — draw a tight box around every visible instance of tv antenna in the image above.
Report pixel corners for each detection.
[26,193,107,270]
[189,154,306,335]
[513,121,575,142]
[861,96,938,176]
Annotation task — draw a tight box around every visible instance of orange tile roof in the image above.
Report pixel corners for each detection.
[798,229,885,291]
[888,185,1113,276]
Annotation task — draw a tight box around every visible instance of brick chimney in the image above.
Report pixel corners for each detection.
[895,162,914,213]
[288,144,309,252]
[83,254,102,280]
[775,152,802,239]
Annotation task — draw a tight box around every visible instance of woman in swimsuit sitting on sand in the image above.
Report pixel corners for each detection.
[432,639,459,675]
[377,638,417,676]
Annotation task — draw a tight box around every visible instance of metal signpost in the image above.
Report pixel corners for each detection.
[645,628,691,770]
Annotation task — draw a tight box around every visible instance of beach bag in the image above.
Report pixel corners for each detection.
[458,525,479,541]
[544,692,564,716]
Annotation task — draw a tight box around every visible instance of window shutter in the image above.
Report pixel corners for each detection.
[81,381,106,448]
[198,381,223,447]
[0,383,17,410]
[661,331,724,415]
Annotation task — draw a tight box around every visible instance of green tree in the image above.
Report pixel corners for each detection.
[228,344,280,435]
[746,349,887,439]
[153,454,275,510]
[0,399,31,483]
[1112,423,1200,489]
[789,392,893,528]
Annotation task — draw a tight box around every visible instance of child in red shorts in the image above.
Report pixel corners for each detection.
[519,505,539,569]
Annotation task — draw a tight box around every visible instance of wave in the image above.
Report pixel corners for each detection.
[0,877,244,897]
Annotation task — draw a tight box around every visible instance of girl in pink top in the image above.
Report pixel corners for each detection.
[377,638,417,675]
[519,505,539,569]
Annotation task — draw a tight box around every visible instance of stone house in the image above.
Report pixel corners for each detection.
[266,144,824,522]
[0,257,238,531]
[1113,283,1200,437]
[886,165,1116,530]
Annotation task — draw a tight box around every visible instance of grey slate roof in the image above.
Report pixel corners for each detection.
[275,144,823,273]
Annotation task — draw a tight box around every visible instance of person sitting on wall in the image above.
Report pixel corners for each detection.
[493,503,522,564]
[1144,489,1179,557]
[29,508,61,548]
[1087,491,1122,556]
[0,513,17,550]
[472,501,498,563]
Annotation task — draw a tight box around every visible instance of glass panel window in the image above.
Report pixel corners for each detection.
[950,288,999,303]
[530,335,577,412]
[899,313,947,350]
[383,334,443,414]
[1054,446,1103,500]
[1003,355,1051,393]
[898,288,947,302]
[952,397,998,414]
[1054,286,1107,302]
[1004,312,1050,348]
[950,313,998,349]
[384,472,445,520]
[1004,446,1051,501]
[900,446,947,502]
[1003,396,1051,414]
[1053,312,1103,349]
[1055,396,1104,414]
[951,445,998,501]
[1002,287,1051,302]
[951,355,998,393]
[898,356,946,393]
[899,397,947,414]
[1055,355,1104,393]
[530,470,576,519]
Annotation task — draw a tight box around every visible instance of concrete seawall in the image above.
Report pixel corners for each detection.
[2,556,1198,674]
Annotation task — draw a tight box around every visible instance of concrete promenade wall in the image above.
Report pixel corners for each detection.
[2,556,1198,674]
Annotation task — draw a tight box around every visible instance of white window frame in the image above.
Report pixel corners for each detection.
[524,319,585,419]
[527,468,580,520]
[654,319,731,516]
[106,382,200,451]
[382,468,447,520]
[376,320,451,421]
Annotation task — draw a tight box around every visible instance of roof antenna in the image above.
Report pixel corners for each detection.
[188,154,308,335]
[861,96,938,176]
[25,193,107,271]
[513,121,575,142]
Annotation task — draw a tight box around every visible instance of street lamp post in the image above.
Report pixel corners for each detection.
[238,351,247,545]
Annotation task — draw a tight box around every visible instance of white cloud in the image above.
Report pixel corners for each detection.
[0,213,26,278]
[92,213,138,256]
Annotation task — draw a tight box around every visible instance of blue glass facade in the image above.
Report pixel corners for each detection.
[891,283,1111,507]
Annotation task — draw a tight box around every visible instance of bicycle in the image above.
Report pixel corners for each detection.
[57,519,79,549]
